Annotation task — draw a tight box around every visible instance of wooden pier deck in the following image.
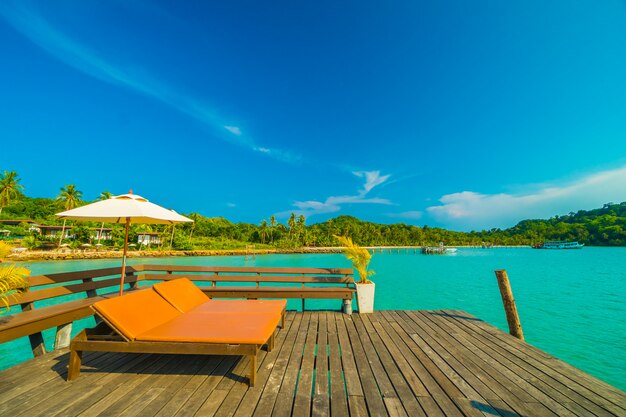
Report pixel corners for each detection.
[1,310,624,417]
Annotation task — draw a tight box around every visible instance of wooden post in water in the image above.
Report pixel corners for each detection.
[494,269,524,341]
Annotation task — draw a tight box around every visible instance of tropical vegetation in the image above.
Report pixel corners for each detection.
[1,171,626,249]
[334,235,375,283]
[0,242,30,313]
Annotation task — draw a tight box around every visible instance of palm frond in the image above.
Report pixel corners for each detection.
[334,235,375,284]
[0,264,30,313]
[0,241,11,259]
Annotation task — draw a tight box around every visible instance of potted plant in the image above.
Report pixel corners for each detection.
[0,242,30,313]
[334,235,376,313]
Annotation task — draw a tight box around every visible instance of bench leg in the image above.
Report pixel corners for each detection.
[67,349,83,381]
[267,332,275,352]
[249,354,257,387]
[281,311,286,329]
[342,299,353,314]
[55,323,73,350]
[302,299,305,312]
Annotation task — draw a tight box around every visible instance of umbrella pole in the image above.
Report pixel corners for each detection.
[119,217,130,296]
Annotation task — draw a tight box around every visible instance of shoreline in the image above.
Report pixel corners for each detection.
[7,245,530,262]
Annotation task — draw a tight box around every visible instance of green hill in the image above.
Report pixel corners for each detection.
[1,193,625,247]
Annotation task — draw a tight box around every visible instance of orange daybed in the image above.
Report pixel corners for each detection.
[152,278,287,326]
[68,282,286,386]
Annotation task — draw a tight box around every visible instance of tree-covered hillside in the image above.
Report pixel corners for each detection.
[1,171,625,247]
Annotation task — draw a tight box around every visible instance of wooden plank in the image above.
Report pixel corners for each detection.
[248,313,303,417]
[405,311,541,417]
[351,315,398,398]
[213,313,296,417]
[1,310,624,417]
[310,311,329,417]
[334,312,364,397]
[151,356,225,417]
[170,356,240,417]
[326,312,349,417]
[415,311,575,417]
[194,388,230,416]
[26,266,140,287]
[366,313,429,396]
[0,290,138,344]
[141,273,355,284]
[387,311,490,417]
[77,355,184,417]
[118,355,212,417]
[1,352,125,414]
[201,287,354,300]
[14,353,166,417]
[400,311,502,402]
[347,396,369,417]
[13,275,140,306]
[436,310,622,417]
[449,309,626,414]
[360,314,426,417]
[270,311,312,417]
[292,311,319,416]
[376,311,465,417]
[342,314,388,416]
[140,264,353,275]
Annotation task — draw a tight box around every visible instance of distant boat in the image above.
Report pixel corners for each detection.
[533,240,584,249]
[421,243,458,254]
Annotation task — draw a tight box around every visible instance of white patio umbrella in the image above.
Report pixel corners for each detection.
[56,192,192,295]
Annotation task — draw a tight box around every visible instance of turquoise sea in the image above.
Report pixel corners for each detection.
[1,247,625,391]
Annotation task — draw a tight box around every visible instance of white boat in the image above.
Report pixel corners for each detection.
[535,241,584,249]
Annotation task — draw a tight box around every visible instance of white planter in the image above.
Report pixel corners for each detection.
[355,282,375,313]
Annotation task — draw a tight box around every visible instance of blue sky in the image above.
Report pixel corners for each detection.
[1,0,626,231]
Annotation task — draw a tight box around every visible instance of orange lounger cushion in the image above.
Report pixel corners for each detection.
[188,299,286,320]
[135,311,280,345]
[92,289,182,341]
[153,278,210,313]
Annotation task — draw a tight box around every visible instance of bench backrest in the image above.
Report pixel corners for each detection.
[8,265,142,310]
[140,265,355,287]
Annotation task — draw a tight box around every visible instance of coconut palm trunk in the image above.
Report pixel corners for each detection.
[58,219,67,248]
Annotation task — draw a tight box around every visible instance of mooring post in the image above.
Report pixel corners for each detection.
[495,270,524,341]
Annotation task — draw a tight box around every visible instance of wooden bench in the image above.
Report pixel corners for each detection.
[0,266,142,356]
[0,264,355,359]
[138,264,356,313]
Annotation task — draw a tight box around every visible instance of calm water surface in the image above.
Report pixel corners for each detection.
[2,247,625,391]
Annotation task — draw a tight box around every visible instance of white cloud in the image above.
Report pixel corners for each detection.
[224,125,242,136]
[226,203,236,208]
[353,171,391,195]
[283,171,392,218]
[426,165,626,230]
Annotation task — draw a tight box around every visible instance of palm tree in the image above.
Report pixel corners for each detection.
[296,215,306,243]
[0,171,24,215]
[96,191,113,243]
[288,213,296,241]
[259,220,268,244]
[269,215,277,243]
[98,191,112,201]
[57,184,83,247]
[188,213,199,240]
